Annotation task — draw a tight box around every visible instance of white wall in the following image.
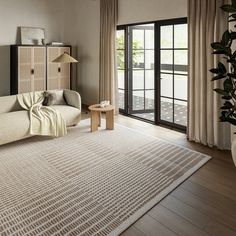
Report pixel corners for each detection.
[0,0,64,96]
[118,0,187,25]
[64,0,100,105]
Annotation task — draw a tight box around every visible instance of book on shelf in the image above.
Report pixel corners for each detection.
[47,42,64,46]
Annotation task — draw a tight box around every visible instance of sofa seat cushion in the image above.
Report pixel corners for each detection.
[0,105,81,146]
[51,105,81,126]
[0,111,31,145]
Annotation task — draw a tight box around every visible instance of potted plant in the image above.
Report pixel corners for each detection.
[210,0,236,165]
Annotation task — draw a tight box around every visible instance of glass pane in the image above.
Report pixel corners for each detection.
[174,75,187,100]
[116,30,125,49]
[133,91,144,110]
[161,50,173,73]
[174,65,188,75]
[145,70,154,89]
[174,24,188,48]
[174,50,188,65]
[133,50,144,69]
[161,97,173,122]
[145,50,154,69]
[118,70,125,89]
[145,90,155,109]
[117,50,125,70]
[174,100,187,126]
[133,30,144,49]
[161,73,173,97]
[133,70,144,89]
[119,89,125,109]
[161,26,173,48]
[145,29,154,49]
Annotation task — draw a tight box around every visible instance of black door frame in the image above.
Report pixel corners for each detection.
[155,17,188,131]
[117,17,188,132]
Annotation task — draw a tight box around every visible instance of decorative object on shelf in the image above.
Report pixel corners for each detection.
[100,100,110,108]
[210,0,236,166]
[52,52,78,63]
[42,39,46,45]
[47,42,64,46]
[20,27,45,45]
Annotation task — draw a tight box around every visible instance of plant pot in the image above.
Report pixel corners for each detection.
[231,138,236,166]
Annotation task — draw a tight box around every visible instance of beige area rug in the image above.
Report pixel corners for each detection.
[0,119,211,236]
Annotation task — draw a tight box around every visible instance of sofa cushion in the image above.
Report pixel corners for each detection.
[0,95,23,114]
[43,90,66,106]
[0,111,31,145]
[51,105,81,126]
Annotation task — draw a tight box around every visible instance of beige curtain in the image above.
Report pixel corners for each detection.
[188,0,231,149]
[99,0,118,112]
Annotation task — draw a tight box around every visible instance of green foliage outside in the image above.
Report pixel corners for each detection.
[116,34,143,70]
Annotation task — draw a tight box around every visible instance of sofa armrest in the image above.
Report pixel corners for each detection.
[63,89,81,110]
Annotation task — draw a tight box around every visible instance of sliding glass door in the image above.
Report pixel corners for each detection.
[117,29,126,111]
[130,24,155,121]
[157,19,188,128]
[117,18,188,131]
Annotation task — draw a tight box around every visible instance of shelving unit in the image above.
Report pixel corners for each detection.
[10,45,71,94]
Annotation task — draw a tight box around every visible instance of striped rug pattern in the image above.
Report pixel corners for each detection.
[0,120,211,235]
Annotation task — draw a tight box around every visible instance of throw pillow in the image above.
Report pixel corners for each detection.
[43,90,66,106]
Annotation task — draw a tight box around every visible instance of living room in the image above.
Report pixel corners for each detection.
[0,0,236,235]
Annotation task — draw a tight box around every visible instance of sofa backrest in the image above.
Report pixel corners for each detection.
[0,90,65,114]
[0,95,23,114]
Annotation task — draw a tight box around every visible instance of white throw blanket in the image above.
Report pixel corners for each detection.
[17,92,67,137]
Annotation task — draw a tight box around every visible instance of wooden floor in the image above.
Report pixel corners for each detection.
[84,112,236,236]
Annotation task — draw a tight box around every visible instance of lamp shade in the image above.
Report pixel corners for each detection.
[52,52,78,63]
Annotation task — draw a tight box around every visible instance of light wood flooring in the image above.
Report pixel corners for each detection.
[83,111,236,236]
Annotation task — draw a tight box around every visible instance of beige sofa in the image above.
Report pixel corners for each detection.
[0,89,81,145]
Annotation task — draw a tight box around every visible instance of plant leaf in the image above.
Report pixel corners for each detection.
[218,62,227,74]
[221,101,234,109]
[212,50,227,55]
[232,93,236,100]
[230,31,236,39]
[211,42,224,50]
[232,51,236,58]
[232,0,236,8]
[227,73,236,78]
[214,88,229,96]
[221,4,236,13]
[212,74,226,81]
[222,95,232,100]
[210,68,219,74]
[222,30,230,45]
[220,116,236,125]
[224,78,233,92]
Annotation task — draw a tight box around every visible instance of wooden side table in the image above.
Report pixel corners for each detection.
[88,104,115,132]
